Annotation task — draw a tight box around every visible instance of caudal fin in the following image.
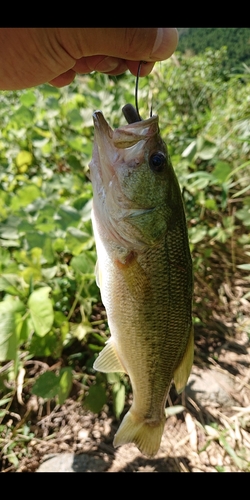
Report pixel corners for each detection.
[113,410,165,458]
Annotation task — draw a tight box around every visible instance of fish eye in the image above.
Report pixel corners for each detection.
[149,152,166,172]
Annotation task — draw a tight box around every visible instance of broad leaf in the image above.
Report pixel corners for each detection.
[28,287,54,337]
[84,383,107,414]
[112,382,125,419]
[32,372,59,399]
[57,368,73,405]
[0,299,25,361]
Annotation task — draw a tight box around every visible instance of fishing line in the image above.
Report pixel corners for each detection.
[135,61,154,119]
[122,61,150,124]
[135,61,145,121]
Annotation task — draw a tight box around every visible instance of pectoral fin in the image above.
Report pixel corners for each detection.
[95,260,101,289]
[93,339,126,373]
[115,253,152,302]
[174,325,194,394]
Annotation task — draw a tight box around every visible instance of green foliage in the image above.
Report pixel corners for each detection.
[177,28,250,73]
[32,367,73,405]
[84,382,107,414]
[0,48,250,447]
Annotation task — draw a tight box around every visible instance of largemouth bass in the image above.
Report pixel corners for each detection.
[89,103,193,457]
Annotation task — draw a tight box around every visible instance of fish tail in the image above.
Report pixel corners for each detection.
[113,410,165,458]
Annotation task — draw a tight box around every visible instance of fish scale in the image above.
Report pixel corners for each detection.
[89,105,193,457]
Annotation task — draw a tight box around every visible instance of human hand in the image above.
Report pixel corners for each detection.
[0,28,178,90]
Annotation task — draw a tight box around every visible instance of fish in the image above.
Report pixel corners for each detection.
[89,103,193,457]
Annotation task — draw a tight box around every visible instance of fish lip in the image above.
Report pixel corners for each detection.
[93,110,113,138]
[92,110,105,124]
[90,111,116,187]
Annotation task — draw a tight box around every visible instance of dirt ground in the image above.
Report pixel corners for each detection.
[2,328,250,472]
[1,272,250,473]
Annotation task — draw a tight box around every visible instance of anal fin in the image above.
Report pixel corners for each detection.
[174,325,194,394]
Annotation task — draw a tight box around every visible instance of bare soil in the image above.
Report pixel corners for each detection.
[1,270,250,473]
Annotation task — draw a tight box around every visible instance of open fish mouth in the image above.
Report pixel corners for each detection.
[90,107,160,198]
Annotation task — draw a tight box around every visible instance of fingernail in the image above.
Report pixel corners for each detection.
[95,56,119,72]
[151,28,164,57]
[151,28,178,59]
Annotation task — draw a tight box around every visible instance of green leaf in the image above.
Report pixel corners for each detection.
[20,90,36,107]
[67,154,82,173]
[40,83,61,97]
[79,199,93,221]
[197,144,217,160]
[0,239,20,248]
[0,313,17,361]
[204,198,218,211]
[188,226,207,244]
[28,287,54,337]
[84,383,107,413]
[42,266,57,280]
[11,185,42,210]
[219,435,245,469]
[29,330,62,358]
[112,382,125,418]
[6,453,19,467]
[25,231,53,254]
[12,105,34,126]
[57,368,73,405]
[212,161,231,183]
[0,298,25,361]
[0,398,12,407]
[235,206,250,226]
[106,373,121,384]
[70,252,96,275]
[186,171,212,190]
[41,237,55,265]
[56,205,81,230]
[18,317,31,343]
[67,135,86,152]
[21,266,42,284]
[66,229,93,255]
[25,232,46,252]
[46,97,60,111]
[67,109,82,128]
[53,238,66,253]
[16,151,33,167]
[0,223,19,240]
[32,372,59,400]
[0,274,21,295]
[72,322,92,341]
